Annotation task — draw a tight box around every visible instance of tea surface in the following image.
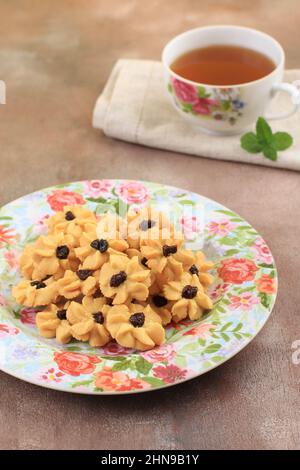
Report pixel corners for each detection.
[171,45,276,85]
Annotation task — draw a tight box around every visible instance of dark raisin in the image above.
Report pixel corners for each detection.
[65,211,75,221]
[72,294,84,303]
[99,239,109,253]
[106,298,114,306]
[56,245,70,259]
[93,312,104,324]
[139,219,156,231]
[90,239,100,250]
[30,280,46,289]
[153,294,168,308]
[129,312,145,327]
[56,309,67,320]
[36,282,46,289]
[162,244,177,257]
[182,285,198,299]
[110,271,127,287]
[189,264,199,275]
[93,287,103,298]
[90,238,109,252]
[76,269,93,281]
[42,275,52,281]
[141,257,148,267]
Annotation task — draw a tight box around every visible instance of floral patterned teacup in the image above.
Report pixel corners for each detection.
[162,25,300,135]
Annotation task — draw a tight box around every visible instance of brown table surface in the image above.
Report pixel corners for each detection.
[0,0,300,450]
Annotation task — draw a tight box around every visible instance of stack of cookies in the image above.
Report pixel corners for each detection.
[12,205,214,351]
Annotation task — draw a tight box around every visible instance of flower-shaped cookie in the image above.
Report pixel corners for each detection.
[47,205,97,244]
[29,233,78,280]
[36,303,72,343]
[163,272,213,322]
[75,228,128,271]
[126,207,176,249]
[106,303,165,350]
[99,254,151,304]
[67,296,110,347]
[12,277,58,307]
[57,269,100,299]
[187,251,214,289]
[140,238,183,274]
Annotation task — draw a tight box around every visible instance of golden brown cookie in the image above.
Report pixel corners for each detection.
[163,272,213,322]
[140,238,183,274]
[188,251,214,289]
[75,229,128,271]
[106,303,165,351]
[99,254,151,304]
[36,303,72,344]
[12,277,58,307]
[29,233,78,280]
[67,296,110,347]
[126,207,176,249]
[57,269,100,299]
[47,205,97,244]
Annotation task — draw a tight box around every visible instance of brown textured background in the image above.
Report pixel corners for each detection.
[0,0,300,450]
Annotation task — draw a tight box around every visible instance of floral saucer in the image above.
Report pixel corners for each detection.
[0,180,277,394]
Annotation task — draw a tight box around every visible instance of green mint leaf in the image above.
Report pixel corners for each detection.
[263,145,278,161]
[240,132,263,153]
[256,117,273,145]
[273,132,293,151]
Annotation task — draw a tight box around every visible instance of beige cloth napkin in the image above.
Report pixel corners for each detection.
[93,59,300,171]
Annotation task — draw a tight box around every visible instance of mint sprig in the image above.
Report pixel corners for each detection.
[240,117,293,161]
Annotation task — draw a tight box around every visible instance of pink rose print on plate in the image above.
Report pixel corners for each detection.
[218,258,258,284]
[0,324,19,339]
[20,307,38,325]
[252,237,273,265]
[229,292,260,311]
[0,294,7,306]
[179,215,202,240]
[184,323,216,338]
[172,78,198,103]
[153,364,187,384]
[47,190,85,211]
[210,282,230,301]
[4,249,19,270]
[84,180,112,198]
[54,351,101,376]
[94,367,150,392]
[116,181,149,205]
[141,344,176,363]
[209,219,236,237]
[40,368,65,383]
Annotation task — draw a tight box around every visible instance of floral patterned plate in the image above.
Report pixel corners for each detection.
[0,180,277,394]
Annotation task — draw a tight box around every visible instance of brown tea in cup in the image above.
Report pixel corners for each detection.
[170,45,275,85]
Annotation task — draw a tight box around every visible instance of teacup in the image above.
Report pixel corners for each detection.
[162,25,300,135]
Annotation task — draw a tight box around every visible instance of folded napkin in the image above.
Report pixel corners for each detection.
[93,59,300,171]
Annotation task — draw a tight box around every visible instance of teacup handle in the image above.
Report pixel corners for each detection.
[265,82,300,120]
